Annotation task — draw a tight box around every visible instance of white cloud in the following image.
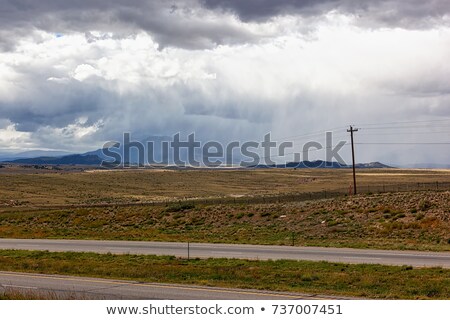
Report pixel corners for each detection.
[0,122,34,150]
[72,64,102,82]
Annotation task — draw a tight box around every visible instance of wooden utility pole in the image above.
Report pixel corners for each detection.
[347,126,358,194]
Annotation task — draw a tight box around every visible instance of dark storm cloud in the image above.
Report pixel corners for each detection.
[202,0,450,27]
[202,0,339,20]
[0,79,114,132]
[1,0,449,52]
[0,0,257,51]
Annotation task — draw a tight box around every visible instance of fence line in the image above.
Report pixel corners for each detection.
[10,181,449,211]
[168,181,450,207]
[86,181,450,208]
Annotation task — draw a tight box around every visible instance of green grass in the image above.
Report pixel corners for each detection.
[0,250,449,299]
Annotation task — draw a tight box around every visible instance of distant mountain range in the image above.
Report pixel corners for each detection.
[4,153,393,169]
[0,150,73,161]
[0,142,444,169]
[7,154,104,165]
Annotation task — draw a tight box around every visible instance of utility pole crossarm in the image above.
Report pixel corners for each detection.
[347,126,358,195]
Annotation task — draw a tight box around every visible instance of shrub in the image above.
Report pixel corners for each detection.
[415,213,425,221]
[164,203,195,213]
[419,200,431,211]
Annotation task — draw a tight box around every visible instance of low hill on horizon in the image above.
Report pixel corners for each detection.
[252,161,392,169]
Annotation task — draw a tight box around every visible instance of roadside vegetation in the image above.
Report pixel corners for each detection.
[0,290,61,300]
[0,191,448,251]
[0,250,448,299]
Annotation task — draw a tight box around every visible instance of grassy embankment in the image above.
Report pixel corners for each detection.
[0,191,448,251]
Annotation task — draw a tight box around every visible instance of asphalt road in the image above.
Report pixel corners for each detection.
[0,239,449,268]
[0,271,341,300]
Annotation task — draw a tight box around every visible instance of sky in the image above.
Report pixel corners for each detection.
[0,0,449,166]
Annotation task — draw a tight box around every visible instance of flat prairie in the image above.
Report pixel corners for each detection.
[0,166,449,207]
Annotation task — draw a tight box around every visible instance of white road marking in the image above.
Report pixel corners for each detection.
[2,284,38,290]
[211,251,244,255]
[342,256,382,260]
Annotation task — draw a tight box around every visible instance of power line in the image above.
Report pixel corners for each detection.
[358,130,450,136]
[279,133,349,145]
[355,142,450,145]
[360,124,450,130]
[357,118,450,127]
[245,141,448,162]
[257,143,351,160]
[233,119,448,165]
[271,126,348,142]
[272,118,450,141]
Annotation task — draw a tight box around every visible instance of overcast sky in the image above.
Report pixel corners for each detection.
[0,0,449,165]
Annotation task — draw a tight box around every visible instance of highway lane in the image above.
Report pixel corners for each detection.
[0,271,342,300]
[0,239,449,268]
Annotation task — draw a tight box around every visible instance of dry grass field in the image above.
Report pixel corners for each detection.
[1,166,449,207]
